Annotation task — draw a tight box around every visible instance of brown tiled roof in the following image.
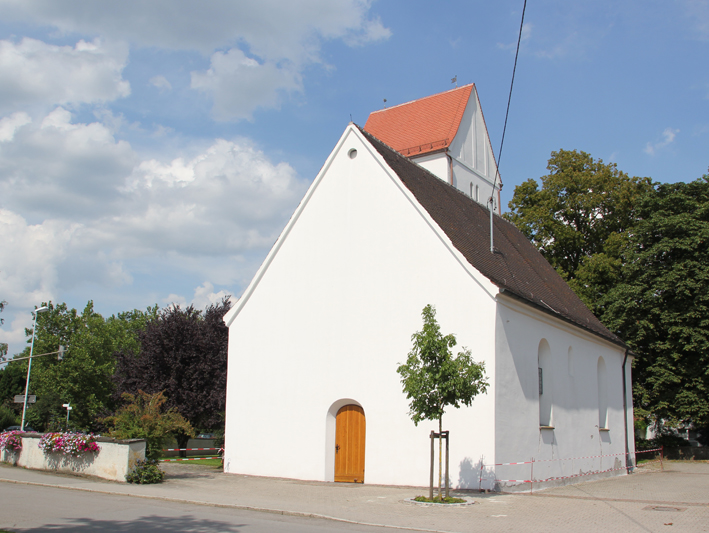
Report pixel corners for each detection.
[363,85,473,157]
[358,126,624,347]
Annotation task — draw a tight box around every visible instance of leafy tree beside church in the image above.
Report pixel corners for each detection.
[508,152,709,430]
[600,175,709,428]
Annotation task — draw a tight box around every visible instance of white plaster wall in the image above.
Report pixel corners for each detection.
[2,437,145,482]
[448,89,476,172]
[410,153,495,212]
[450,160,497,209]
[494,296,632,489]
[410,152,449,184]
[224,126,498,488]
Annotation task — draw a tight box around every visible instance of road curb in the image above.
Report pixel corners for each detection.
[0,477,460,533]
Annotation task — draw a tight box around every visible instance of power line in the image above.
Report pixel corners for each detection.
[491,0,528,200]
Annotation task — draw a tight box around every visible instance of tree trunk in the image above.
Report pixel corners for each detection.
[176,432,190,458]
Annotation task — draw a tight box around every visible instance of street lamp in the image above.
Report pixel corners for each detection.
[62,403,72,430]
[21,305,48,432]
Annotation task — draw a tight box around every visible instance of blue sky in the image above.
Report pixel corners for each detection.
[1,0,708,356]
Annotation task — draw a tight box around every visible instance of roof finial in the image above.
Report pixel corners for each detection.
[451,75,457,88]
[383,98,387,109]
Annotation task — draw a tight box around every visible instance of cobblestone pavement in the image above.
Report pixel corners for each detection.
[1,460,707,533]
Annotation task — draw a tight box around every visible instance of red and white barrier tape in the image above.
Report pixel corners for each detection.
[497,465,634,484]
[161,456,221,462]
[489,447,662,468]
[162,447,219,452]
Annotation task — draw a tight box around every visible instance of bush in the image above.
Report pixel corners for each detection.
[103,391,194,460]
[652,433,690,449]
[413,495,467,504]
[696,426,709,446]
[126,459,165,484]
[635,433,691,451]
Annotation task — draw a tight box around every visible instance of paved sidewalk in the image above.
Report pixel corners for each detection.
[1,461,708,533]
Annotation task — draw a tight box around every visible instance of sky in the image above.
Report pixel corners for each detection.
[1,0,708,357]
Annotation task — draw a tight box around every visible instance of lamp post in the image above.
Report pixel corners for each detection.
[21,305,48,431]
[62,403,72,430]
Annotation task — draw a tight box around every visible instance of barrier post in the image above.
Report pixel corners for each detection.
[478,460,484,492]
[530,458,535,494]
[445,431,450,499]
[429,431,434,500]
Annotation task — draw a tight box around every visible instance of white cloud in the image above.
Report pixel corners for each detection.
[644,127,679,155]
[1,1,389,120]
[343,16,391,47]
[1,109,305,256]
[0,38,129,112]
[0,107,137,221]
[498,22,532,52]
[0,112,31,142]
[1,0,390,57]
[0,108,308,356]
[164,281,231,311]
[191,49,302,121]
[118,137,306,255]
[149,75,172,92]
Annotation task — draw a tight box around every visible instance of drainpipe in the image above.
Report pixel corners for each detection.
[447,151,454,186]
[622,348,631,473]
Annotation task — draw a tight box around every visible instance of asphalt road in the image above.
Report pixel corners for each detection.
[0,484,394,533]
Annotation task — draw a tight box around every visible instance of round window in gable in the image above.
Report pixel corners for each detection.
[348,148,358,159]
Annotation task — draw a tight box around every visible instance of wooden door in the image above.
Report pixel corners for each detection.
[334,405,366,483]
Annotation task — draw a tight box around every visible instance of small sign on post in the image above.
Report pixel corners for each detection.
[14,395,36,403]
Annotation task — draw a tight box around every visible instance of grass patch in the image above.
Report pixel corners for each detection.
[165,457,222,467]
[413,495,467,504]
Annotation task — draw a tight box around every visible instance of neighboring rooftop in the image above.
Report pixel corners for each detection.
[358,125,623,347]
[364,84,474,157]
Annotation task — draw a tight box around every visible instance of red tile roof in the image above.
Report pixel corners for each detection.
[364,85,474,157]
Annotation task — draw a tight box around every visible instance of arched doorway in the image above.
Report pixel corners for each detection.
[334,404,366,483]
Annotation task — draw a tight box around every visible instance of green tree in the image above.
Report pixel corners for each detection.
[104,390,194,460]
[601,175,709,428]
[397,305,488,499]
[0,403,17,430]
[0,359,27,404]
[505,150,653,312]
[21,301,157,431]
[113,299,231,452]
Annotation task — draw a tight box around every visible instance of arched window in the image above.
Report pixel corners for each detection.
[597,357,608,429]
[538,339,553,427]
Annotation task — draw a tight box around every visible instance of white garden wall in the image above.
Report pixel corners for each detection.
[1,435,145,482]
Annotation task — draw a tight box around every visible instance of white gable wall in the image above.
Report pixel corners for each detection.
[494,295,633,490]
[224,126,499,487]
